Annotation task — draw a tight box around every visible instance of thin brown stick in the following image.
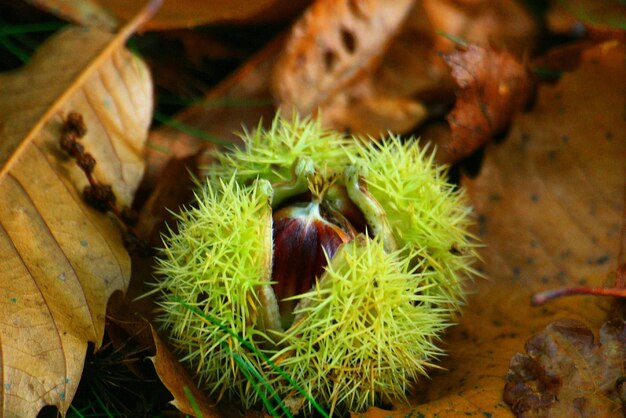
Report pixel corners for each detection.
[532,287,626,305]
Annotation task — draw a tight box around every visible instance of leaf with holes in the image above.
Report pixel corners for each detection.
[0,9,153,417]
[272,0,414,117]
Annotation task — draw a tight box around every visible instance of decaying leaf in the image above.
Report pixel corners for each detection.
[504,319,626,417]
[272,0,414,116]
[0,5,154,415]
[28,0,310,30]
[356,39,626,418]
[443,44,532,161]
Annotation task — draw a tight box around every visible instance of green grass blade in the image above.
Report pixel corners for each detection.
[0,35,30,63]
[0,22,65,35]
[183,386,204,418]
[152,111,232,146]
[174,297,329,418]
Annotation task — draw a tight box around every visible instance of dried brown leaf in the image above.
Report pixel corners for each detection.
[443,44,532,161]
[504,319,626,417]
[27,0,309,30]
[412,39,625,417]
[374,0,537,101]
[273,0,537,137]
[0,5,154,415]
[318,78,427,136]
[150,325,220,418]
[423,0,537,53]
[272,0,414,117]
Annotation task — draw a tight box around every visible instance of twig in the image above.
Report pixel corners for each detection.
[60,111,151,255]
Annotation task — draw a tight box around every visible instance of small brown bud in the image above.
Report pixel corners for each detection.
[60,133,84,155]
[84,184,116,213]
[64,112,87,138]
[77,153,96,173]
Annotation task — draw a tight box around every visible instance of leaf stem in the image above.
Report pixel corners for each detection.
[532,286,626,305]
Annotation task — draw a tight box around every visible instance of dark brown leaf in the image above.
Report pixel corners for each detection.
[504,319,626,417]
[444,44,532,161]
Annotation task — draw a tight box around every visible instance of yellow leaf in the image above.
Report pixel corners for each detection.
[0,9,154,417]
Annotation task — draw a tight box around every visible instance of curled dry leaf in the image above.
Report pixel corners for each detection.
[273,0,537,137]
[443,44,532,161]
[272,0,414,117]
[0,7,153,416]
[504,319,626,417]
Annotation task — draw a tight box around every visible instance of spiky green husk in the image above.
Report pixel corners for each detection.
[153,177,275,406]
[209,114,358,184]
[350,138,479,310]
[156,116,478,414]
[274,236,450,415]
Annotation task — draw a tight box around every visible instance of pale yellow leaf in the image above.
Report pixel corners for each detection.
[0,10,153,417]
